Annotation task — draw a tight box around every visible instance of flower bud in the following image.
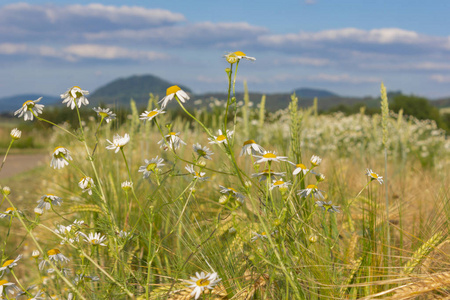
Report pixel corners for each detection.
[34,207,44,216]
[197,160,206,167]
[244,180,252,189]
[219,195,229,205]
[2,186,11,195]
[309,234,318,243]
[10,128,22,140]
[32,250,40,258]
[316,173,325,182]
[121,181,133,192]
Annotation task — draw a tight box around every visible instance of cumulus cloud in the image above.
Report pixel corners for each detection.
[430,74,450,83]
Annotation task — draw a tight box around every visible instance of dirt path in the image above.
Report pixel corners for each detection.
[0,153,47,179]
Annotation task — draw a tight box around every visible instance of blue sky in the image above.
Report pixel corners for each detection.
[1,1,450,99]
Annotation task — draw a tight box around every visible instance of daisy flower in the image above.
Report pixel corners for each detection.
[0,254,22,276]
[193,143,214,160]
[219,185,245,203]
[0,280,19,297]
[138,156,165,178]
[186,272,222,300]
[185,165,209,181]
[121,181,133,191]
[310,155,322,167]
[0,207,17,220]
[106,133,130,153]
[50,147,72,169]
[298,184,324,199]
[74,274,100,286]
[158,132,186,151]
[251,231,269,242]
[36,194,63,211]
[139,108,165,123]
[78,176,95,195]
[254,151,288,164]
[316,201,341,213]
[366,169,383,184]
[2,186,10,195]
[252,169,286,182]
[61,86,89,109]
[270,179,292,191]
[34,208,44,216]
[93,107,116,123]
[159,85,190,109]
[10,128,22,140]
[14,97,44,121]
[54,224,79,245]
[291,163,309,176]
[208,129,233,145]
[240,139,265,156]
[79,232,107,246]
[224,51,256,64]
[39,249,70,270]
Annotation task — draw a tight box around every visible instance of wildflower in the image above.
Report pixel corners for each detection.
[316,201,340,213]
[158,132,186,151]
[298,184,324,199]
[25,289,45,300]
[14,97,44,121]
[270,179,292,191]
[208,129,233,145]
[61,86,89,109]
[254,151,288,164]
[291,163,309,176]
[310,155,322,167]
[159,85,190,109]
[252,169,286,182]
[251,231,268,242]
[366,169,383,184]
[32,250,40,259]
[78,176,95,195]
[0,207,17,219]
[93,107,116,123]
[74,274,100,285]
[36,194,63,211]
[121,181,133,191]
[1,186,10,195]
[193,143,214,160]
[54,224,80,245]
[186,272,222,300]
[34,208,44,216]
[315,173,326,182]
[50,147,72,169]
[185,165,209,181]
[10,128,21,140]
[224,51,256,64]
[0,280,19,297]
[0,254,22,276]
[118,230,130,239]
[309,234,318,243]
[138,156,165,178]
[139,108,165,122]
[47,249,70,264]
[79,232,107,247]
[218,195,228,205]
[240,139,265,156]
[219,186,245,203]
[106,133,130,153]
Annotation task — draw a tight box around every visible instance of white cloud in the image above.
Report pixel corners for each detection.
[360,61,450,71]
[306,73,381,84]
[275,57,330,66]
[430,74,450,83]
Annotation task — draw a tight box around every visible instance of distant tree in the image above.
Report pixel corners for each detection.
[390,94,444,128]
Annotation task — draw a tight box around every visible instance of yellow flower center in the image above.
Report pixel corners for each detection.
[261,232,267,236]
[23,100,35,108]
[234,51,246,56]
[98,112,109,118]
[197,149,206,156]
[166,85,181,96]
[47,249,61,256]
[307,184,317,190]
[371,173,378,178]
[91,239,98,244]
[71,86,83,99]
[169,132,177,136]
[243,139,255,146]
[5,207,15,213]
[228,187,237,193]
[194,172,201,177]
[0,279,8,285]
[53,147,66,158]
[146,163,157,171]
[147,111,158,118]
[217,135,226,142]
[263,153,277,159]
[274,180,284,186]
[196,278,210,287]
[2,260,14,267]
[323,204,332,211]
[296,163,307,169]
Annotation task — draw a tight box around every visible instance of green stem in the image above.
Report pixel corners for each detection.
[0,140,14,172]
[35,114,79,139]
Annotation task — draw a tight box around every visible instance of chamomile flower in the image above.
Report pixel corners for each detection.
[79,232,107,247]
[74,274,100,286]
[186,272,222,300]
[208,129,233,145]
[240,139,265,156]
[32,250,40,259]
[93,107,116,123]
[185,165,209,181]
[298,184,324,199]
[1,186,10,195]
[0,207,17,220]
[0,280,19,297]
[254,151,288,164]
[50,147,72,169]
[224,51,256,64]
[219,186,245,203]
[159,85,190,109]
[34,207,44,216]
[270,179,292,191]
[250,231,269,242]
[310,155,322,167]
[138,156,165,178]
[158,132,186,151]
[14,97,44,121]
[0,254,22,276]
[252,169,286,182]
[39,249,70,270]
[316,201,341,213]
[24,289,45,300]
[118,230,130,239]
[193,143,214,160]
[106,133,130,153]
[61,86,89,109]
[139,108,165,123]
[121,181,133,191]
[10,128,22,140]
[291,163,309,176]
[36,194,63,211]
[366,169,383,184]
[78,176,95,195]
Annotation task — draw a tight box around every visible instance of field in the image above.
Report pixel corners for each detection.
[0,57,449,300]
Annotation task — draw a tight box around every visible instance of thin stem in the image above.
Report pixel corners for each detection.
[35,114,79,139]
[0,140,14,172]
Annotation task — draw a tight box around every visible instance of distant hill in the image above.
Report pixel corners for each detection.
[90,74,192,106]
[431,98,450,108]
[293,88,339,99]
[0,94,60,114]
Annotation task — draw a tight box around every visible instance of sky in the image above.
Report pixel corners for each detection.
[1,1,450,99]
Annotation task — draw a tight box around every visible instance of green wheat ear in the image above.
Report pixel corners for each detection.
[258,94,266,130]
[380,82,389,147]
[403,232,446,275]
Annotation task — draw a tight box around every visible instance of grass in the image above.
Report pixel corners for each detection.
[0,57,449,299]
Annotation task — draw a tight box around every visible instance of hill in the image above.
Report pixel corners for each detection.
[89,74,192,106]
[0,94,60,114]
[293,88,339,99]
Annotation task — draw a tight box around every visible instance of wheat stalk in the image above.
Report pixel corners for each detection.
[403,232,446,275]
